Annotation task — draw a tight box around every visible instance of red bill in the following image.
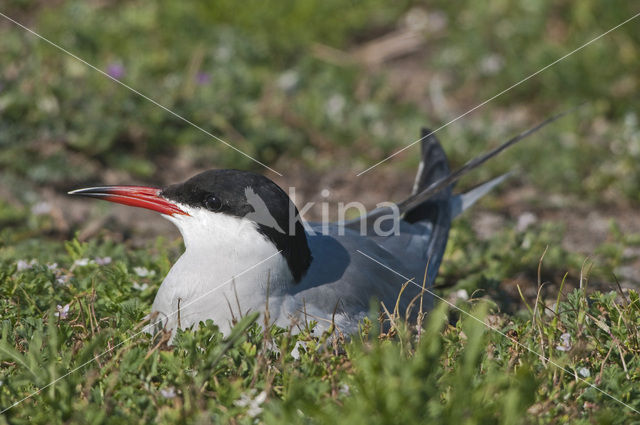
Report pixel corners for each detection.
[68,185,188,216]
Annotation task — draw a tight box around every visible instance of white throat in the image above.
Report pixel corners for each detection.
[151,204,294,334]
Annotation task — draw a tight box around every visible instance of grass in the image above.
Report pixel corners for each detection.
[1,0,640,423]
[1,211,640,424]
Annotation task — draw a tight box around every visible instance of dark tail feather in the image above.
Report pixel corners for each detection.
[404,129,453,284]
[398,109,572,214]
[405,128,453,223]
[410,128,452,197]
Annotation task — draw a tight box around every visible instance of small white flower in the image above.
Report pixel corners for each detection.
[46,263,59,271]
[235,394,250,407]
[404,7,429,32]
[235,390,267,418]
[325,94,345,121]
[73,258,91,267]
[215,45,232,61]
[133,267,155,277]
[454,289,469,301]
[56,275,70,286]
[479,53,504,75]
[254,391,267,403]
[556,332,572,352]
[277,70,299,92]
[516,212,537,232]
[95,257,112,266]
[290,340,307,359]
[54,304,70,319]
[16,260,29,271]
[160,387,177,399]
[132,282,149,291]
[579,367,590,378]
[17,259,36,271]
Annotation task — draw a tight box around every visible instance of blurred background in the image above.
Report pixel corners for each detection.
[1,0,639,309]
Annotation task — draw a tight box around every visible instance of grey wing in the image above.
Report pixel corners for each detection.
[283,227,431,333]
[345,128,453,283]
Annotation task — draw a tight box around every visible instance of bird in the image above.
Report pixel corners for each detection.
[69,115,564,339]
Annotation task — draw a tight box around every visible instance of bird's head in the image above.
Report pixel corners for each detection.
[69,169,312,281]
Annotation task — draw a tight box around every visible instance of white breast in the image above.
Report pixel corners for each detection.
[151,205,294,336]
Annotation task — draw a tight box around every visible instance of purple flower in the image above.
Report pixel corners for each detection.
[55,304,70,319]
[95,257,112,266]
[107,63,125,79]
[196,72,210,85]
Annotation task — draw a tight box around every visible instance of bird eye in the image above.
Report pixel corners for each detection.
[204,194,222,211]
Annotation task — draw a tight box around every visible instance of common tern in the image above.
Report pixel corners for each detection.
[69,115,563,338]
